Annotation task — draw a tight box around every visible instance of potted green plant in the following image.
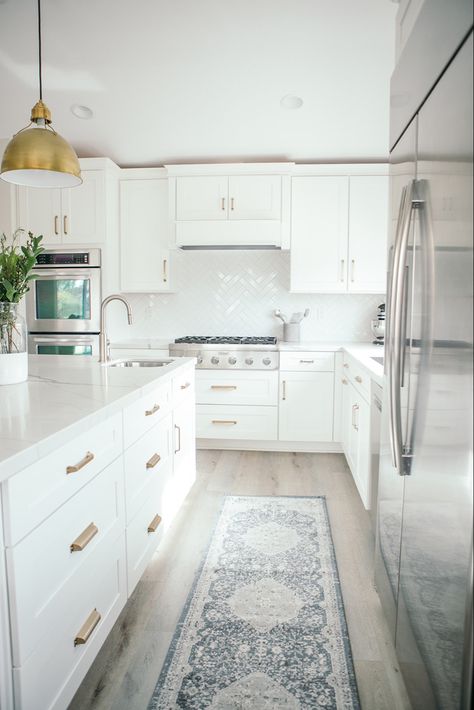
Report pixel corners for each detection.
[0,229,43,385]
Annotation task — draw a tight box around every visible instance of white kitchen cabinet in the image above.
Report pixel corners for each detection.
[119,174,172,292]
[172,382,196,512]
[347,175,389,293]
[279,351,335,442]
[0,508,13,710]
[290,176,349,293]
[16,169,107,245]
[290,167,388,294]
[341,364,371,508]
[167,163,292,248]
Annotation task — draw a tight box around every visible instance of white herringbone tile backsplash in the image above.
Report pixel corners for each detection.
[109,251,384,343]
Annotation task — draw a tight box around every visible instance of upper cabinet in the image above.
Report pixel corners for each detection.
[119,169,172,293]
[167,164,292,248]
[15,158,118,246]
[290,166,389,294]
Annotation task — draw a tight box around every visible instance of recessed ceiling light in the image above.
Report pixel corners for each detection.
[71,104,93,120]
[280,95,303,110]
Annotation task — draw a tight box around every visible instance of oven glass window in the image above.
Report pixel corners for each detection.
[35,279,91,320]
[36,345,93,355]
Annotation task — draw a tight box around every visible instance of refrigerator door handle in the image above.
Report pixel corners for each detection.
[388,179,416,474]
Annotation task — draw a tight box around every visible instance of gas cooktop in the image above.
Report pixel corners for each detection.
[174,336,277,346]
[169,336,279,369]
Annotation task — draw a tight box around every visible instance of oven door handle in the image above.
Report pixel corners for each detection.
[32,269,97,278]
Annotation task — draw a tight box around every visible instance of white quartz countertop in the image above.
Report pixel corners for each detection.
[0,355,195,482]
[110,338,171,350]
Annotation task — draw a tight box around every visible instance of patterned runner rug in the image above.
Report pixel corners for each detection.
[148,496,360,709]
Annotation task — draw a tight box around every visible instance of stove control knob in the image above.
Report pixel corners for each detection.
[262,357,272,366]
[245,357,254,365]
[197,356,203,365]
[211,356,219,365]
[228,357,237,365]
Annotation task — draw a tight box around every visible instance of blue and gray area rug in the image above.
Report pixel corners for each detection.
[148,496,360,709]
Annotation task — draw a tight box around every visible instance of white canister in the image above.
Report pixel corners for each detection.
[283,323,300,343]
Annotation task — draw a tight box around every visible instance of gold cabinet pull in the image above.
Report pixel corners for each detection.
[54,215,59,235]
[341,378,348,385]
[221,197,225,211]
[70,523,98,552]
[180,382,191,390]
[163,258,167,283]
[282,380,287,401]
[174,424,181,453]
[355,375,363,383]
[230,197,235,211]
[66,451,94,475]
[212,419,237,425]
[145,403,160,416]
[74,608,101,646]
[148,514,162,533]
[299,360,314,364]
[351,258,355,282]
[340,259,345,282]
[63,215,68,235]
[146,453,161,469]
[210,385,237,390]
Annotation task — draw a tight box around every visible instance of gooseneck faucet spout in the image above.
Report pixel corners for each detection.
[99,294,133,363]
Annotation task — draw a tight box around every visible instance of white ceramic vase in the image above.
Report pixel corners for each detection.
[0,302,28,385]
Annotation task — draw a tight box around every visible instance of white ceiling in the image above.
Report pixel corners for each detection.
[0,0,397,167]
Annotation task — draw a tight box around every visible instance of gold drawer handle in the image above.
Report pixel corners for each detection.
[212,420,237,425]
[355,375,363,383]
[145,403,160,416]
[70,523,98,552]
[146,453,161,469]
[63,214,68,235]
[66,451,94,475]
[148,514,162,533]
[299,360,314,364]
[180,382,191,390]
[341,378,348,385]
[210,385,237,390]
[74,608,101,646]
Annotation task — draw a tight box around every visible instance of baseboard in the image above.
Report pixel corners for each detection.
[196,439,343,453]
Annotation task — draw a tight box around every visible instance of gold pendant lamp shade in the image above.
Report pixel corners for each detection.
[0,1,82,189]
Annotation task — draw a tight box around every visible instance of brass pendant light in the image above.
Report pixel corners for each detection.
[0,0,82,188]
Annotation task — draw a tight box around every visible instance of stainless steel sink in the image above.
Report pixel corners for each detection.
[107,358,174,368]
[371,356,384,365]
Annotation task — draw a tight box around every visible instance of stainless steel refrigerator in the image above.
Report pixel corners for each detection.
[375,3,473,709]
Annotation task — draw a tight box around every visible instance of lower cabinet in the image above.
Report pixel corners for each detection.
[279,371,334,442]
[0,363,196,710]
[341,376,370,508]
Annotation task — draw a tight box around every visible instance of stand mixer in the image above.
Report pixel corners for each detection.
[371,303,385,345]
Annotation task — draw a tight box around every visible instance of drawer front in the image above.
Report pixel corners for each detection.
[196,405,278,440]
[123,380,172,449]
[7,457,125,666]
[3,413,123,546]
[124,414,172,522]
[196,370,278,406]
[172,366,195,407]
[279,351,335,372]
[126,488,165,596]
[13,534,126,710]
[342,354,370,399]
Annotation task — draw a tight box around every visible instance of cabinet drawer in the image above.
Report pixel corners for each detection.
[126,489,165,596]
[13,534,126,710]
[342,353,370,399]
[124,414,172,522]
[172,366,195,407]
[7,457,125,666]
[197,405,278,440]
[123,380,172,449]
[279,351,335,372]
[196,370,278,405]
[2,413,122,546]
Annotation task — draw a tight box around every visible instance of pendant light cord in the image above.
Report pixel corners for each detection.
[37,0,43,100]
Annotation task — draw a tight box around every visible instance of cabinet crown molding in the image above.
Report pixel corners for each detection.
[165,162,295,177]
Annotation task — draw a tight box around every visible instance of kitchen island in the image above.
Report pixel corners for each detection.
[0,355,196,710]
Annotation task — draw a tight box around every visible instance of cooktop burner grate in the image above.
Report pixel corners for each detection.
[174,336,277,345]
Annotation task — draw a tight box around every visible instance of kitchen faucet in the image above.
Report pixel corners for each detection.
[99,294,133,363]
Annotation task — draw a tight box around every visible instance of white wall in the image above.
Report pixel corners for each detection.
[108,250,384,343]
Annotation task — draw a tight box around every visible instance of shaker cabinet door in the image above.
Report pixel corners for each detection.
[228,175,281,220]
[290,176,349,293]
[176,176,228,220]
[17,186,62,244]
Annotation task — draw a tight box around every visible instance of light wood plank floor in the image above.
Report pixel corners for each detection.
[69,450,412,710]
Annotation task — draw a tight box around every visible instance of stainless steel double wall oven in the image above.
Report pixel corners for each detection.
[27,249,102,356]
